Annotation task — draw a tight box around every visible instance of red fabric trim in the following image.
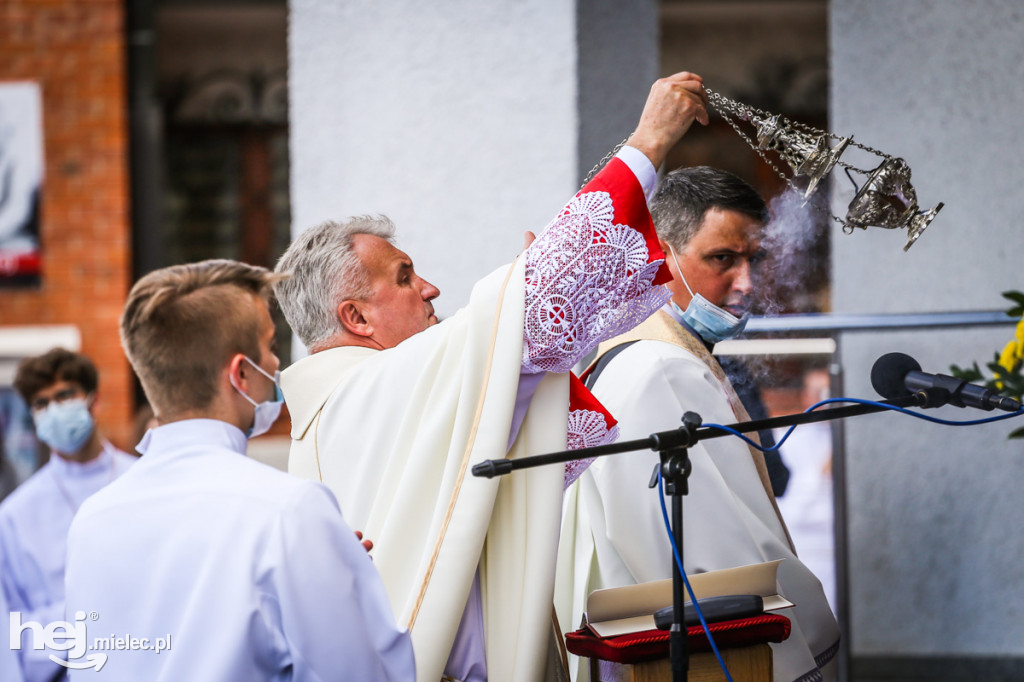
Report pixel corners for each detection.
[564,613,791,664]
[567,374,617,430]
[582,157,670,286]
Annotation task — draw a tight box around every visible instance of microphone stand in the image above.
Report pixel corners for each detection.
[472,393,926,682]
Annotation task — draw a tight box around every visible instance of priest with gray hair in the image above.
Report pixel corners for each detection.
[274,71,710,682]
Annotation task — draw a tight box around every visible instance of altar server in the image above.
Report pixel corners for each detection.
[559,167,840,682]
[64,260,414,681]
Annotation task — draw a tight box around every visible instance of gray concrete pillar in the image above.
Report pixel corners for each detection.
[831,0,1024,676]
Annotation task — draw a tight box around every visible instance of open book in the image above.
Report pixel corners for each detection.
[585,560,794,638]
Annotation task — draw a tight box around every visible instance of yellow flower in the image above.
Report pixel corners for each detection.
[997,317,1024,375]
[999,339,1020,373]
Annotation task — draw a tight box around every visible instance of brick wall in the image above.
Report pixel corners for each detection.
[0,1,134,450]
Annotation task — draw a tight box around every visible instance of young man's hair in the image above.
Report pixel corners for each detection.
[14,348,99,404]
[273,215,396,351]
[651,166,769,249]
[120,259,284,416]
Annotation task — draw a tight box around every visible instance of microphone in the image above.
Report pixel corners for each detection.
[871,352,1022,412]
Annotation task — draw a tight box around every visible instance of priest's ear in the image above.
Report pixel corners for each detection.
[337,300,374,338]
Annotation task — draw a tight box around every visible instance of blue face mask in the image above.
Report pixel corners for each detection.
[230,356,284,439]
[34,398,95,455]
[666,242,748,345]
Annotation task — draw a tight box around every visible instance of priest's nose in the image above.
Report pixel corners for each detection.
[421,278,440,302]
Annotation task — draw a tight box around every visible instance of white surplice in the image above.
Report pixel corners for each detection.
[63,419,414,681]
[0,442,135,682]
[557,311,840,682]
[282,151,670,682]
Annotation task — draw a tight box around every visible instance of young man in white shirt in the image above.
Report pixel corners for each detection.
[63,259,414,681]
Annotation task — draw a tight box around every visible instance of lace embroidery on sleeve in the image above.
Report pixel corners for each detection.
[563,409,620,490]
[523,190,671,374]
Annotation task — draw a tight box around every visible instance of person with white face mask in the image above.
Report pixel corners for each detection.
[229,355,284,438]
[63,259,413,681]
[0,348,136,682]
[556,167,840,682]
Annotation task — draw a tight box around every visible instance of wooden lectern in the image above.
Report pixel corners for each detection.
[590,643,771,681]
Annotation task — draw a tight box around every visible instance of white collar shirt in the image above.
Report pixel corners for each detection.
[63,419,414,681]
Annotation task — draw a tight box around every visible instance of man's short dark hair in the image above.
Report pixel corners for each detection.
[14,348,99,403]
[650,166,769,249]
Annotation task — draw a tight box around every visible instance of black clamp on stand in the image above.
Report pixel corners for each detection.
[650,411,701,682]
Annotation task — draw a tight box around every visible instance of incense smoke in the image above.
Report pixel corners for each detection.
[731,185,830,387]
[756,185,829,318]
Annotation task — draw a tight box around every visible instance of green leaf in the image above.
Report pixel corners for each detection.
[989,363,1009,380]
[1004,376,1024,401]
[1002,290,1024,306]
[1001,291,1024,317]
[1008,425,1024,440]
[949,364,984,382]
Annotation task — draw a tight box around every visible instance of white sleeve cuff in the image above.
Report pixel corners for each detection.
[615,145,658,202]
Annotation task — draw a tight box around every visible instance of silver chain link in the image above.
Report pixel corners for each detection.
[580,135,632,190]
[706,87,896,176]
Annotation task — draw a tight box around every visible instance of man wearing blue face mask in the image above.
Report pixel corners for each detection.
[557,167,839,682]
[1,348,136,681]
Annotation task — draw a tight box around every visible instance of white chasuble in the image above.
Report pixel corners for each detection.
[557,311,840,682]
[284,260,567,682]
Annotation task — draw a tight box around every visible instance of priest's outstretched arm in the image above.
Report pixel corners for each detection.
[513,72,709,464]
[521,71,707,375]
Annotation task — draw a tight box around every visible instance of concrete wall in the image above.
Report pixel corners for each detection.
[288,0,656,323]
[831,0,1024,668]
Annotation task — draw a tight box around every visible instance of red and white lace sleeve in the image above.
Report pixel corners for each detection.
[522,157,672,374]
[563,375,619,489]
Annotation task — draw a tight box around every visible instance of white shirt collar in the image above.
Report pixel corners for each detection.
[137,419,248,458]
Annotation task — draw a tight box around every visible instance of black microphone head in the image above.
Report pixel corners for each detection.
[871,352,922,400]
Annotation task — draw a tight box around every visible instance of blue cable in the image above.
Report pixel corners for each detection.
[704,397,1024,454]
[656,470,735,682]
